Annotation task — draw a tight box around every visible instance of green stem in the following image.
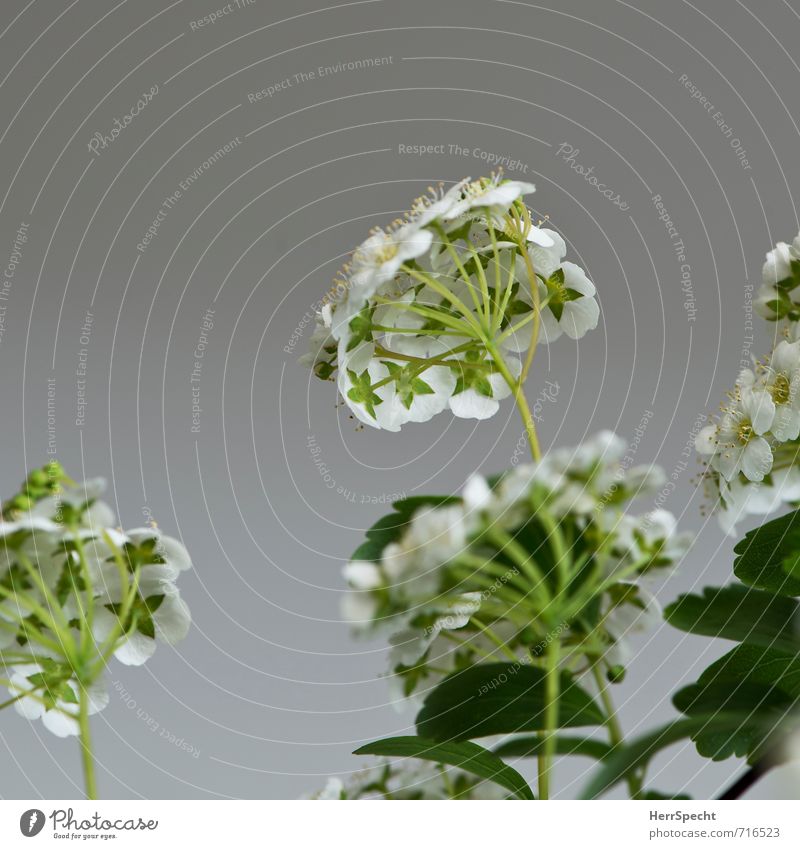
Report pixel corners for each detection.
[470,616,519,663]
[402,265,485,338]
[78,687,98,800]
[518,237,542,385]
[439,630,501,662]
[434,224,489,325]
[591,664,642,798]
[0,693,24,711]
[486,341,542,462]
[372,297,477,337]
[539,636,561,800]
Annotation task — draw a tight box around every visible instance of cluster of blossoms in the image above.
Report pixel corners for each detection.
[697,233,800,533]
[312,760,507,800]
[0,463,191,737]
[341,431,690,702]
[301,175,599,430]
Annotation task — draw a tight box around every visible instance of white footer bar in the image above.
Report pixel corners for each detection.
[1,800,796,847]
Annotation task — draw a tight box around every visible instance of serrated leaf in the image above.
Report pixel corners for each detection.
[581,714,773,798]
[665,584,800,654]
[673,643,800,762]
[354,736,534,800]
[733,510,800,596]
[416,663,605,742]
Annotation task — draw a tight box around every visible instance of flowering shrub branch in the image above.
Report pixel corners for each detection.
[301,176,699,800]
[303,180,800,800]
[0,462,192,799]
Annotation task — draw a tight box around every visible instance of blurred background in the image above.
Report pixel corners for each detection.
[0,0,798,798]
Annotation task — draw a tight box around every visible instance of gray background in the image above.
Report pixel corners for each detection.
[0,0,798,799]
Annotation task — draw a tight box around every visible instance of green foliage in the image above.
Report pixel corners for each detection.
[415,663,604,741]
[733,508,800,596]
[354,736,534,800]
[673,645,800,762]
[665,584,800,654]
[493,735,613,761]
[658,509,800,780]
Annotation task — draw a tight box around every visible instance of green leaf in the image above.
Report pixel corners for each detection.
[346,369,382,419]
[673,643,800,762]
[581,714,773,798]
[582,718,699,798]
[415,663,605,741]
[474,376,493,398]
[493,735,612,761]
[354,736,534,800]
[349,495,460,563]
[733,509,800,597]
[665,584,800,654]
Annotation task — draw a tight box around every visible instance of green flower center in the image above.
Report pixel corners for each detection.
[737,418,754,444]
[771,373,791,405]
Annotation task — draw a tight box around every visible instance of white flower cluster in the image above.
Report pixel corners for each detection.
[697,233,800,533]
[754,234,800,322]
[301,175,600,430]
[0,468,191,736]
[342,432,689,700]
[312,760,508,800]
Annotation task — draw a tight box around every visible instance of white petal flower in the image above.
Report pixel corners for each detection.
[442,176,536,224]
[753,283,784,321]
[601,583,661,665]
[462,475,493,512]
[93,586,190,667]
[29,478,116,530]
[337,356,401,431]
[763,241,793,286]
[340,590,379,627]
[712,390,775,482]
[9,662,108,738]
[539,261,599,342]
[448,357,518,421]
[342,560,381,590]
[382,504,469,582]
[408,179,469,228]
[527,229,567,278]
[761,340,800,441]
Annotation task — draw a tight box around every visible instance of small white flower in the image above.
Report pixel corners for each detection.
[527,228,567,279]
[29,478,116,530]
[711,390,775,481]
[538,261,599,342]
[92,584,191,667]
[762,340,800,441]
[601,583,661,665]
[342,560,381,590]
[635,509,693,566]
[462,475,493,512]
[763,241,794,287]
[753,284,784,321]
[408,179,469,228]
[382,505,469,583]
[442,176,536,225]
[388,593,482,669]
[448,356,519,421]
[340,590,379,627]
[10,660,109,738]
[337,353,401,431]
